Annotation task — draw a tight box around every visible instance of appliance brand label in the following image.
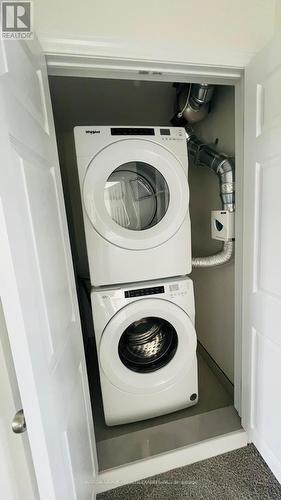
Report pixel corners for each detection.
[85,130,100,134]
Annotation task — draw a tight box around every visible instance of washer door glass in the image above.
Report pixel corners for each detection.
[104,162,170,230]
[118,316,178,373]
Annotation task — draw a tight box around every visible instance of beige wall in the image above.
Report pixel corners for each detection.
[49,77,235,382]
[37,0,276,67]
[191,86,235,382]
[276,0,281,28]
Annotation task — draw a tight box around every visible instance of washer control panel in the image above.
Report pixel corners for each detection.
[125,286,164,298]
[92,277,195,323]
[123,280,189,299]
[168,282,188,298]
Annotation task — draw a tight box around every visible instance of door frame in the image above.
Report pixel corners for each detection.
[46,47,243,84]
[44,48,246,485]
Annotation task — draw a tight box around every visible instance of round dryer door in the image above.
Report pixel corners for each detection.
[83,139,189,250]
[99,298,197,394]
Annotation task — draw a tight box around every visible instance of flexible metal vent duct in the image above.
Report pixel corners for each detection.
[192,241,234,268]
[179,84,235,268]
[185,126,235,212]
[178,84,215,123]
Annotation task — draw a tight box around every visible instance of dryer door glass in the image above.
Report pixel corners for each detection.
[118,316,178,373]
[104,162,170,230]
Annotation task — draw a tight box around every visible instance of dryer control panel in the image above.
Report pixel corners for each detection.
[111,127,155,136]
[74,125,188,170]
[109,126,185,145]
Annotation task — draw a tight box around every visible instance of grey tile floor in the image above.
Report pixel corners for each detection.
[97,445,281,500]
[86,335,238,471]
[90,350,233,443]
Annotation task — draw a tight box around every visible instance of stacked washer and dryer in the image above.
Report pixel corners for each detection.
[74,126,198,426]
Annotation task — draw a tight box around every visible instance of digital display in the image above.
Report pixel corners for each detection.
[160,129,171,136]
[125,286,165,298]
[111,128,155,136]
[169,284,179,292]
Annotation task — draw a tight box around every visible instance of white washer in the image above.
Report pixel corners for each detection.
[74,126,191,286]
[91,276,198,426]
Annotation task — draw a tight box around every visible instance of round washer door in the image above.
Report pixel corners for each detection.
[83,139,189,250]
[99,298,197,395]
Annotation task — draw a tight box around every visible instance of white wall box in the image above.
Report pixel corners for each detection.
[0,28,281,499]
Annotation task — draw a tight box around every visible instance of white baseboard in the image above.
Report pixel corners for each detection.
[95,429,247,494]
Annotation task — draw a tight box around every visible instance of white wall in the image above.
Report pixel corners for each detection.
[35,0,276,67]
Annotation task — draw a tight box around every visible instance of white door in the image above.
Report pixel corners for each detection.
[243,32,281,482]
[0,38,97,500]
[0,299,38,500]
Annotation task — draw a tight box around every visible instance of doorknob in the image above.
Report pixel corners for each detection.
[12,409,26,434]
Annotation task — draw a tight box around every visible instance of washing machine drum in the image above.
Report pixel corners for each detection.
[118,317,178,373]
[99,298,197,395]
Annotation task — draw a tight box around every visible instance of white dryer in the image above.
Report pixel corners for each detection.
[74,126,191,286]
[91,276,198,426]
